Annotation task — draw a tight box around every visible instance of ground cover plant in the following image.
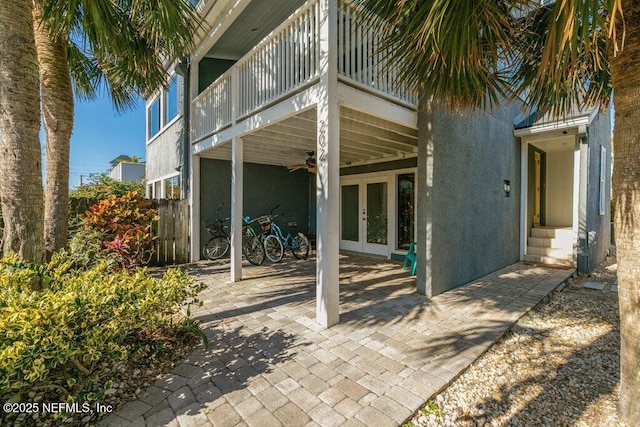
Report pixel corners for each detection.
[0,254,204,425]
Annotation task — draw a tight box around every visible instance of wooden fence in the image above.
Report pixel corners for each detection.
[152,199,190,266]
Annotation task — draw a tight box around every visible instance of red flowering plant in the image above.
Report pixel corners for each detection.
[83,191,157,270]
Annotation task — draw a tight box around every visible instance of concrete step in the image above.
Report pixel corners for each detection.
[527,245,573,258]
[523,254,573,267]
[530,227,573,239]
[528,236,574,249]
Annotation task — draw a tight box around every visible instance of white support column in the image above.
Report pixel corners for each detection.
[190,154,201,262]
[572,141,581,250]
[576,135,589,272]
[520,140,528,260]
[231,137,244,282]
[315,0,340,328]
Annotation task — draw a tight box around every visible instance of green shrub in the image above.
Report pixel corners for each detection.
[0,253,202,402]
[70,173,145,199]
[66,226,114,270]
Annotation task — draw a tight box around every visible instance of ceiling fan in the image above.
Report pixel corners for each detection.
[287,150,317,173]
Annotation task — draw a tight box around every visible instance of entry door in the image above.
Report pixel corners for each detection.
[534,152,541,225]
[340,178,389,255]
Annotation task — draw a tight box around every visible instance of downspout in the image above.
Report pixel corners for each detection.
[176,58,191,198]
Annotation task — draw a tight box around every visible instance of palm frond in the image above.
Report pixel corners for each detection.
[41,0,200,109]
[357,0,526,111]
[511,0,621,117]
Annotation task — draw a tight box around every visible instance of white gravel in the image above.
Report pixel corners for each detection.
[407,256,626,427]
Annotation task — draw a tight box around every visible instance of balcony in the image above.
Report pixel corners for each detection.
[192,0,416,144]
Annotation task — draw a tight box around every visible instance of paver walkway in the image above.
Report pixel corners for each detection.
[101,254,573,427]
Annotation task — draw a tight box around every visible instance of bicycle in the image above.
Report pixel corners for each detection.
[256,213,284,263]
[242,216,266,265]
[259,205,310,262]
[202,203,265,266]
[202,203,230,260]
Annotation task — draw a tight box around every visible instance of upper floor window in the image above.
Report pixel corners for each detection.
[166,75,179,124]
[148,97,161,138]
[147,73,182,142]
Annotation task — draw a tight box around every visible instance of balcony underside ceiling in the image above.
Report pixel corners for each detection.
[203,0,307,60]
[198,106,418,168]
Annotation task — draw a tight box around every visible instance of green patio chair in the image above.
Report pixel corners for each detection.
[403,242,417,276]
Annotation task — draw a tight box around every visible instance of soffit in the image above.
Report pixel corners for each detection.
[205,0,306,60]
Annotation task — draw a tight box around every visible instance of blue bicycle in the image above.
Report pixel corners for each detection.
[258,205,310,262]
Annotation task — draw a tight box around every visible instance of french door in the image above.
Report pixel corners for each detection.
[340,177,389,255]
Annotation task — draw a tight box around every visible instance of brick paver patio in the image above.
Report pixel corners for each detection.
[100,253,574,427]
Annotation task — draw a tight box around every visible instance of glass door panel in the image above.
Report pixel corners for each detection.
[397,173,415,250]
[366,182,387,245]
[341,184,359,242]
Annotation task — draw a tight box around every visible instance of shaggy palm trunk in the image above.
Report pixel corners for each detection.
[33,2,73,257]
[611,1,640,423]
[0,0,45,263]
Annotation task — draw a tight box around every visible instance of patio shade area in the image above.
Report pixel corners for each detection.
[100,254,573,427]
[197,107,418,168]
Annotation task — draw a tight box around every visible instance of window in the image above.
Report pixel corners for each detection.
[166,75,179,124]
[599,145,607,215]
[147,73,182,142]
[153,181,161,200]
[164,176,180,200]
[397,173,415,250]
[148,97,161,138]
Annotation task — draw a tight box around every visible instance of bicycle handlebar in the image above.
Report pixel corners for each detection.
[243,216,261,225]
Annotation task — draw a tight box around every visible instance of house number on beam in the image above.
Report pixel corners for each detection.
[318,120,327,162]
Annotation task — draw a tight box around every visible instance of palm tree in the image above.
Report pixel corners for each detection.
[0,0,45,263]
[32,0,198,256]
[33,1,73,257]
[359,0,637,422]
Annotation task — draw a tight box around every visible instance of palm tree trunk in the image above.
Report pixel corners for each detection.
[0,0,45,263]
[33,2,73,257]
[611,1,640,423]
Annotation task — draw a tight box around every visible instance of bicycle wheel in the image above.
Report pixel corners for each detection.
[291,232,310,260]
[243,235,265,266]
[263,234,284,263]
[202,235,230,260]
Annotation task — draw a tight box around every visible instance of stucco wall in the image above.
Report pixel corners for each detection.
[584,107,612,271]
[199,158,310,251]
[146,118,183,182]
[198,58,235,94]
[418,103,522,296]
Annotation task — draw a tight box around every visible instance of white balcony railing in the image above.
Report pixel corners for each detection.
[192,0,415,143]
[192,74,232,141]
[238,0,320,116]
[337,1,416,106]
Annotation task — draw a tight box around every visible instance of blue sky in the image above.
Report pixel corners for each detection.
[63,96,146,189]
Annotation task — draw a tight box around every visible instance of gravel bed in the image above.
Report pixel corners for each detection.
[407,256,625,427]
